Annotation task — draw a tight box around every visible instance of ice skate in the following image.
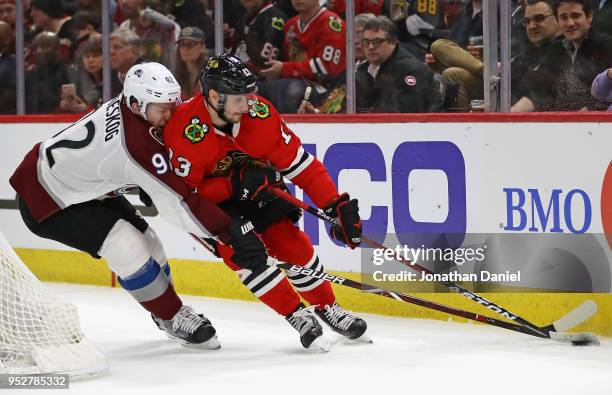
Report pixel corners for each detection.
[285,303,330,351]
[153,305,220,349]
[315,302,370,343]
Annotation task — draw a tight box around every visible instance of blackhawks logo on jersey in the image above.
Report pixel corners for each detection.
[249,100,271,119]
[271,17,285,31]
[206,58,219,69]
[184,116,208,144]
[328,16,343,33]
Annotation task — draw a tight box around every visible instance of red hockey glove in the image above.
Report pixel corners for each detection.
[323,193,362,249]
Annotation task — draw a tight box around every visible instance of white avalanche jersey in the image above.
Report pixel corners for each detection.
[10,96,231,239]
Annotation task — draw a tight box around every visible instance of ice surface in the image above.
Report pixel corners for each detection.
[7,283,611,395]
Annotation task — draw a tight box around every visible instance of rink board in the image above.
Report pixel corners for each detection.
[1,113,611,336]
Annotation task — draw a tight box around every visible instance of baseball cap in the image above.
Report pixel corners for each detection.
[177,26,205,43]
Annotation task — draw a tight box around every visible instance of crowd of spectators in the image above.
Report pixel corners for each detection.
[0,0,609,114]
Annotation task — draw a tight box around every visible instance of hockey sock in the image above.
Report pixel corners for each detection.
[284,254,335,309]
[259,220,336,309]
[118,257,182,320]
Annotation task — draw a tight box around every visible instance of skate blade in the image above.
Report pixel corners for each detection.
[309,336,333,352]
[165,332,222,350]
[346,333,373,344]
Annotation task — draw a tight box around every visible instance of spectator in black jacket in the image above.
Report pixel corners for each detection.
[511,0,561,103]
[356,16,441,113]
[512,0,612,111]
[591,0,612,37]
[25,31,71,113]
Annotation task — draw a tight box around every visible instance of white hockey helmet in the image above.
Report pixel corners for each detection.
[122,62,181,120]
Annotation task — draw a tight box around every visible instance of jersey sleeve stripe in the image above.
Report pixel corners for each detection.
[314,57,329,75]
[280,149,314,180]
[308,58,318,75]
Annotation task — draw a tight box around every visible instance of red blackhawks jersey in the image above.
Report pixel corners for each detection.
[162,95,338,207]
[282,7,346,84]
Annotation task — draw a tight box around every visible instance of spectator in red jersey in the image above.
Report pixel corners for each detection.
[173,26,207,100]
[258,0,346,112]
[297,12,376,114]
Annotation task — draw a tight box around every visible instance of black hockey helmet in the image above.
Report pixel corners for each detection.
[200,53,258,96]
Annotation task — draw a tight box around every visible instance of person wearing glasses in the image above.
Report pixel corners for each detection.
[355,15,441,113]
[512,0,612,111]
[511,0,561,104]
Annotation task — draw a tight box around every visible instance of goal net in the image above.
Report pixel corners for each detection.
[0,232,108,379]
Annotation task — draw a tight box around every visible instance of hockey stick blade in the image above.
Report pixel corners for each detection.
[548,331,600,346]
[549,300,598,333]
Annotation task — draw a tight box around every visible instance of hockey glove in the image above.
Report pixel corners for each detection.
[323,193,362,249]
[230,165,283,204]
[226,218,268,271]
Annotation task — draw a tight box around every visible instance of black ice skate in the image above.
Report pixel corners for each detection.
[315,302,370,342]
[153,305,220,349]
[285,303,329,351]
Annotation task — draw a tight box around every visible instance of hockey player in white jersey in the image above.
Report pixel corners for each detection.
[9,62,268,349]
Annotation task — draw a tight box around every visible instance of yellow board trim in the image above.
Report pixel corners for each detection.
[16,248,612,337]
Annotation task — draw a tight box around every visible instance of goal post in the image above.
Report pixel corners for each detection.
[0,232,108,380]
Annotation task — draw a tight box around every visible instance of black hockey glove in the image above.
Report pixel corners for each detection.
[230,165,283,204]
[226,218,268,271]
[323,193,362,249]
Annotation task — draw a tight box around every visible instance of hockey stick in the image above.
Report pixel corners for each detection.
[267,187,600,345]
[189,233,598,345]
[271,260,604,345]
[188,233,546,338]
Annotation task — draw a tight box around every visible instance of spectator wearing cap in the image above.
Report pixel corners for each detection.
[174,26,207,100]
[25,31,71,113]
[109,27,142,96]
[355,16,442,113]
[0,20,16,113]
[30,0,78,63]
[591,68,612,110]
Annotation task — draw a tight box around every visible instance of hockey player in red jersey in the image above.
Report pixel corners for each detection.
[9,62,269,350]
[259,0,346,112]
[163,54,368,349]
